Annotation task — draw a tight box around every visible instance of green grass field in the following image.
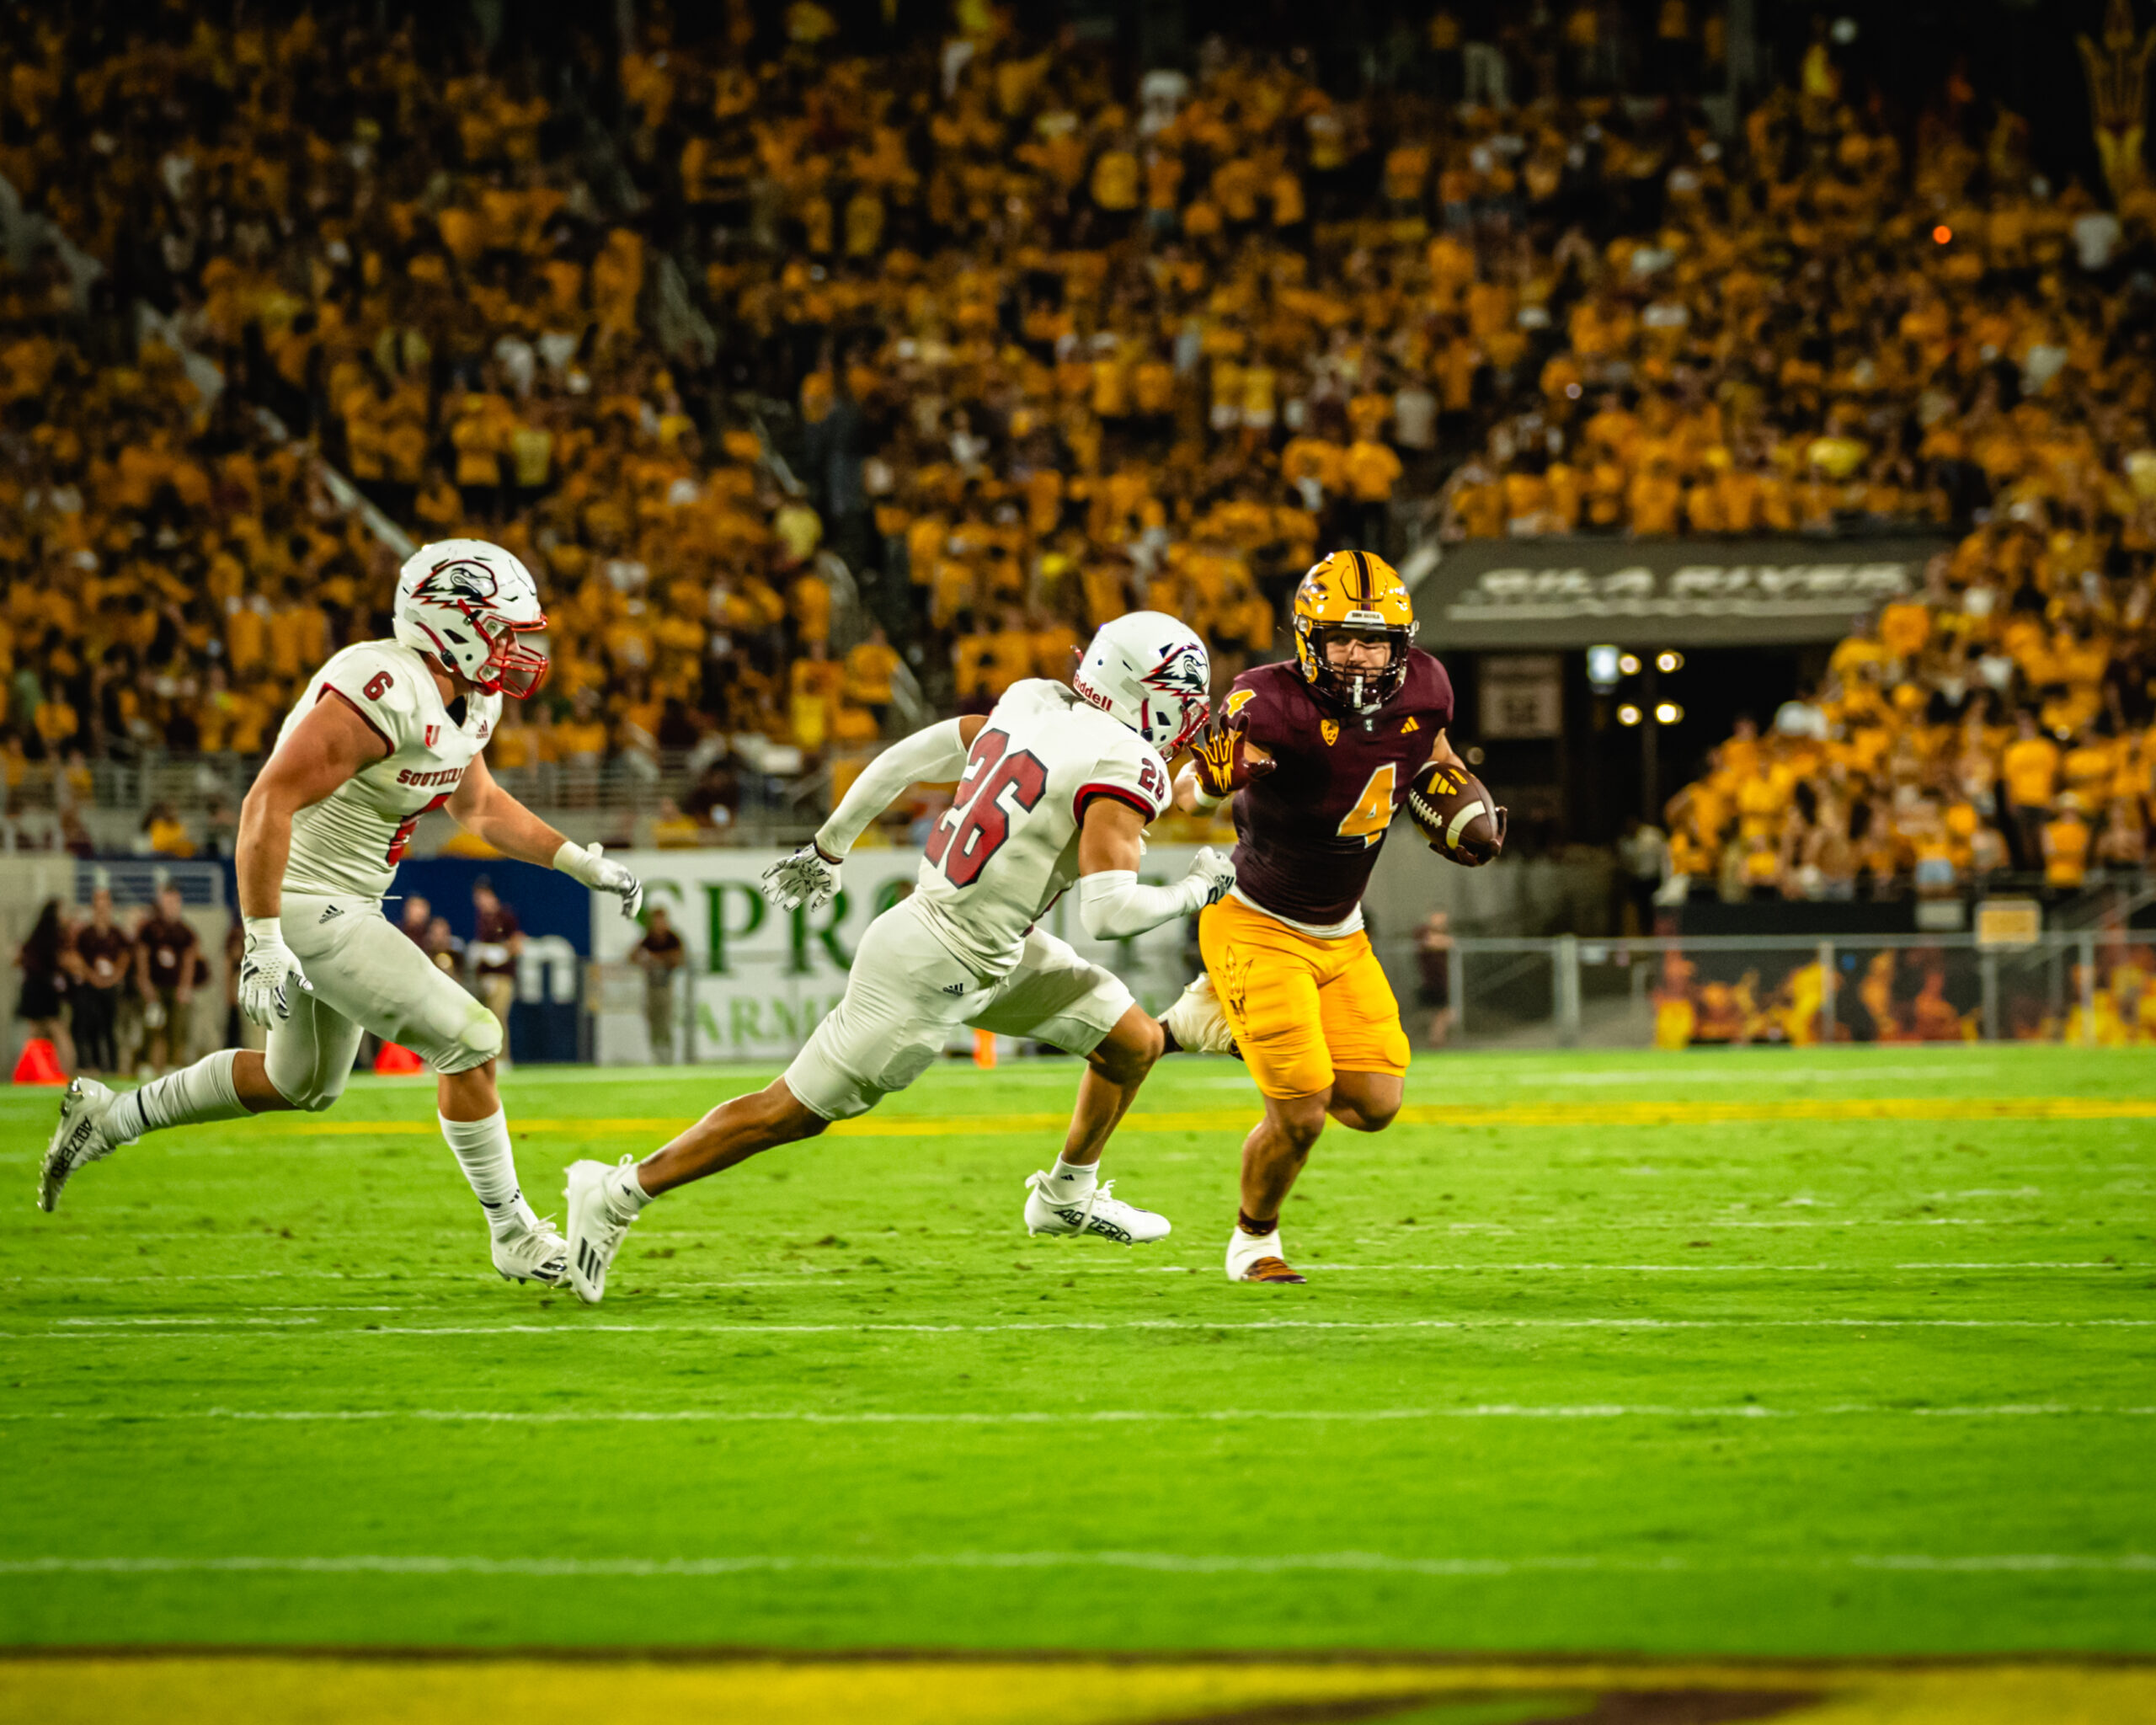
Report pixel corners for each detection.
[2,1045,2151,1659]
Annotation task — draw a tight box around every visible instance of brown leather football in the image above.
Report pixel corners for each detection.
[1406,761,1508,865]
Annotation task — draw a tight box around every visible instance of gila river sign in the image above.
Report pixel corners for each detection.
[1410,535,1953,649]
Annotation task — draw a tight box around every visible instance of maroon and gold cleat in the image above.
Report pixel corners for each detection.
[1237,1255,1307,1284]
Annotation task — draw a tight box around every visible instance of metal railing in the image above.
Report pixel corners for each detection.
[1433,930,2156,1049]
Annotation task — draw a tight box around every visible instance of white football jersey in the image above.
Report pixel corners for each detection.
[274,639,501,900]
[912,678,1171,975]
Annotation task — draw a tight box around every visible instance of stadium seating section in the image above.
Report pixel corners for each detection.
[1,6,2152,884]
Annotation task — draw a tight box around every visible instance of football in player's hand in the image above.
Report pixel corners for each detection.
[1407,761,1507,866]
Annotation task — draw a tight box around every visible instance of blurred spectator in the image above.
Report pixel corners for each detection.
[1413,910,1454,1048]
[650,798,704,848]
[631,905,689,1065]
[469,878,523,1069]
[67,888,131,1076]
[1614,815,1669,933]
[134,884,199,1076]
[2043,793,2094,894]
[16,900,76,1076]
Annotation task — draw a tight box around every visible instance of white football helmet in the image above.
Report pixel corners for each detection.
[392,538,549,699]
[1073,611,1212,758]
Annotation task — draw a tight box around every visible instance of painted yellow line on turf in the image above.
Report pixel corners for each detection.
[293,1094,2156,1138]
[1,1655,2153,1725]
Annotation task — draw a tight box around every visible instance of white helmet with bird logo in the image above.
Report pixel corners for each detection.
[1072,611,1213,758]
[392,538,550,698]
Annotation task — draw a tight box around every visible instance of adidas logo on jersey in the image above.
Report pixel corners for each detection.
[942,981,966,996]
[318,905,344,922]
[1401,717,1419,734]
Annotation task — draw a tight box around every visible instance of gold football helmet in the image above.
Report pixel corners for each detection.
[1291,550,1417,713]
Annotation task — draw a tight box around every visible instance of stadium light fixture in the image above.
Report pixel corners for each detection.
[1656,650,1684,673]
[1655,702,1683,725]
[1587,644,1623,690]
[1618,652,1641,676]
[1617,703,1642,726]
[1933,225,1952,245]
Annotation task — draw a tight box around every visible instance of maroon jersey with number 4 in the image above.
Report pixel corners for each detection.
[1219,649,1454,927]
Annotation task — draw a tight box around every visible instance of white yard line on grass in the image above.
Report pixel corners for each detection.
[8,1260,2142,1286]
[7,1402,2153,1424]
[0,1551,2148,1578]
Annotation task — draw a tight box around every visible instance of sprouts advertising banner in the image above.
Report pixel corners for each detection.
[590,846,1209,1065]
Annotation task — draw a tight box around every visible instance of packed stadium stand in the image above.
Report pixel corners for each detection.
[2,0,2153,918]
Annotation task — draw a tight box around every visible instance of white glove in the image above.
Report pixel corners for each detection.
[555,841,643,918]
[237,916,312,1026]
[1183,846,1236,910]
[761,841,841,912]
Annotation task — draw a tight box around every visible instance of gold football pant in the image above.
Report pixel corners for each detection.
[1199,895,1410,1099]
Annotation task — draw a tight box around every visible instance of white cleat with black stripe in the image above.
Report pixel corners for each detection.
[490,1215,572,1286]
[563,1156,639,1305]
[1022,1171,1171,1244]
[39,1076,124,1214]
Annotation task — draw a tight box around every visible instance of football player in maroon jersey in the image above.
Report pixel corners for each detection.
[1165,550,1498,1283]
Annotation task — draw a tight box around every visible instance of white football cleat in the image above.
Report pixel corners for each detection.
[563,1156,640,1305]
[491,1215,572,1285]
[1161,972,1239,1056]
[1023,1171,1171,1244]
[1225,1221,1306,1284]
[39,1076,125,1214]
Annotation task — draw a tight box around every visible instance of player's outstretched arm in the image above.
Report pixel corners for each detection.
[447,753,643,917]
[1075,798,1235,939]
[762,714,985,911]
[239,693,389,919]
[234,691,387,1022]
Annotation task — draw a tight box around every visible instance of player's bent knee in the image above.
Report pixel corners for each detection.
[1267,1092,1330,1150]
[435,1001,504,1076]
[1090,1006,1162,1082]
[265,1069,346,1113]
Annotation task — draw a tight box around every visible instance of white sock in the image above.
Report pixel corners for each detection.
[104,1049,248,1144]
[608,1160,657,1220]
[438,1109,538,1239]
[1043,1155,1099,1197]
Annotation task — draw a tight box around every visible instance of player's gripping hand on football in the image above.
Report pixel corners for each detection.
[761,841,842,912]
[555,841,644,918]
[1187,722,1274,808]
[237,918,314,1025]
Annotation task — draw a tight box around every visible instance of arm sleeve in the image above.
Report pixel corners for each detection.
[1078,868,1203,939]
[814,718,972,857]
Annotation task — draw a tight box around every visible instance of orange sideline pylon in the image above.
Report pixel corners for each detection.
[13,1038,67,1085]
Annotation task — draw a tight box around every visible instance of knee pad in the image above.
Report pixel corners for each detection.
[435,1000,504,1076]
[264,1060,348,1114]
